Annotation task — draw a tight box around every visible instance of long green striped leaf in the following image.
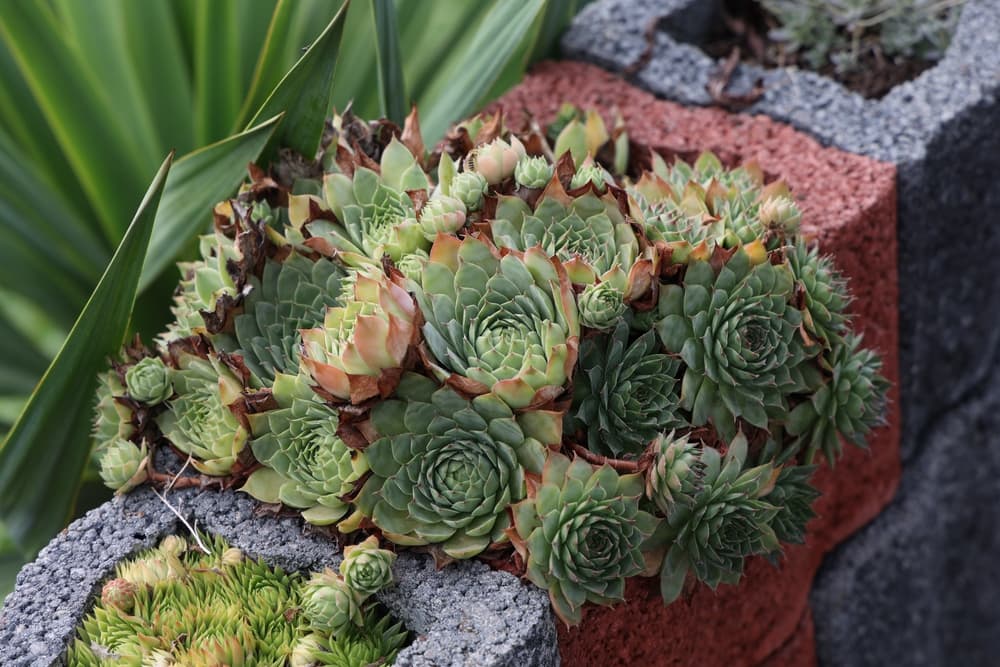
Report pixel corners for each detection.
[372,0,405,124]
[139,115,282,291]
[248,0,350,160]
[417,0,547,143]
[0,154,173,556]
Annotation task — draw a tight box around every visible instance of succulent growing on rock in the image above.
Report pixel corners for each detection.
[413,234,579,409]
[124,356,173,405]
[87,105,890,624]
[299,267,418,404]
[565,321,682,458]
[231,252,348,385]
[354,373,558,557]
[787,334,889,463]
[98,438,149,494]
[655,248,812,440]
[340,536,397,596]
[490,187,638,287]
[68,535,408,667]
[242,372,369,525]
[302,569,364,636]
[155,353,248,475]
[645,430,705,517]
[510,452,659,626]
[658,433,780,603]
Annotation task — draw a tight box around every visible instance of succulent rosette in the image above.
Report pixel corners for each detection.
[353,373,558,558]
[302,569,364,636]
[339,536,397,596]
[98,438,149,494]
[655,248,814,440]
[92,370,135,449]
[154,352,248,475]
[291,136,428,266]
[788,239,851,348]
[658,433,780,603]
[464,135,527,184]
[242,373,368,525]
[766,465,820,544]
[514,155,554,189]
[412,234,579,409]
[509,453,659,626]
[566,321,682,458]
[299,267,418,404]
[786,334,889,463]
[124,356,173,405]
[160,228,241,344]
[490,185,638,287]
[645,430,705,517]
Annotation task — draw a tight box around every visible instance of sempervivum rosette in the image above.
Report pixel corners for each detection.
[241,373,368,525]
[655,248,814,440]
[299,267,418,404]
[230,253,348,385]
[154,352,249,476]
[565,321,682,458]
[509,452,659,626]
[788,238,851,349]
[352,373,557,558]
[290,137,428,267]
[656,433,780,603]
[412,234,579,409]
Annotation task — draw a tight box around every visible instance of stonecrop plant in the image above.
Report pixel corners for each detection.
[92,104,888,626]
[67,534,405,666]
[762,0,965,72]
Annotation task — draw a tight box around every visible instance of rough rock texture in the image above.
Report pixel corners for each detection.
[561,1,1000,664]
[494,63,899,667]
[0,484,558,667]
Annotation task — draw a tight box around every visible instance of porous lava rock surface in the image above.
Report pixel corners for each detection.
[493,62,899,667]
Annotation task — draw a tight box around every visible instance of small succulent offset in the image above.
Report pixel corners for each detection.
[92,104,888,626]
[762,0,964,73]
[67,534,408,667]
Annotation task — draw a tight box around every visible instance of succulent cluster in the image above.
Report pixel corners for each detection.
[762,0,964,72]
[93,105,888,626]
[67,534,406,666]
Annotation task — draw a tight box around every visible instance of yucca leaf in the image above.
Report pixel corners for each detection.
[0,154,172,556]
[372,0,406,124]
[248,0,350,160]
[192,1,243,146]
[139,114,282,290]
[0,0,150,242]
[417,0,547,143]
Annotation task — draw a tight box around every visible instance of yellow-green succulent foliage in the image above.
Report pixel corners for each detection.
[92,105,888,626]
[66,534,407,667]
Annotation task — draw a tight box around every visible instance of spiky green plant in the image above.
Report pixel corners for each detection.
[66,534,408,667]
[510,452,659,626]
[153,352,248,476]
[565,321,682,458]
[97,439,148,495]
[340,536,397,596]
[231,253,348,385]
[655,248,814,440]
[658,433,781,604]
[123,356,173,405]
[645,430,705,518]
[788,239,851,349]
[787,334,890,463]
[412,234,580,409]
[766,465,821,544]
[241,373,369,526]
[353,373,558,558]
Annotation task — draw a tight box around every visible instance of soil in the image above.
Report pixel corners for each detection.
[700,0,936,99]
[493,60,900,667]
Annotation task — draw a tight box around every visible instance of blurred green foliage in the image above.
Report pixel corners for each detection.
[0,0,586,600]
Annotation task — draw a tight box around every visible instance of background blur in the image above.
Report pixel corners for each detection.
[0,0,587,599]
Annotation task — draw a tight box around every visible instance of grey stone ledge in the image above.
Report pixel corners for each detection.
[0,486,558,667]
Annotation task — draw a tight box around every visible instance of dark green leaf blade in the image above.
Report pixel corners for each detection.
[248,0,350,159]
[417,0,546,143]
[139,115,282,291]
[372,0,405,124]
[0,154,173,556]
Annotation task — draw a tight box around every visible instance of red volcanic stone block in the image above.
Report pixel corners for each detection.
[492,61,900,667]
